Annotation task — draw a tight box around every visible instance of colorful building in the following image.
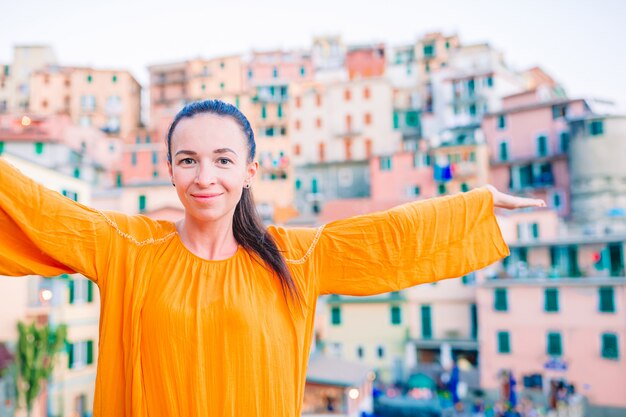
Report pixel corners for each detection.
[29,66,141,138]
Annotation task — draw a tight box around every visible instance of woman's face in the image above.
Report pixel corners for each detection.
[167,113,258,225]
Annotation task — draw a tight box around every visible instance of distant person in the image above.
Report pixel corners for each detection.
[0,99,545,416]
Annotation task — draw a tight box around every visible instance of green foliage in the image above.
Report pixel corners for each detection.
[16,321,67,415]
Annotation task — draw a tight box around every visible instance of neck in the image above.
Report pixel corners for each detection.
[175,214,239,261]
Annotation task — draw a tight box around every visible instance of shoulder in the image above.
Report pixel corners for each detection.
[267,225,325,264]
[98,210,177,246]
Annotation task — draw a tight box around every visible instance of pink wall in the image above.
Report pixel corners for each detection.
[478,283,626,407]
[246,52,313,87]
[346,46,386,80]
[369,151,437,201]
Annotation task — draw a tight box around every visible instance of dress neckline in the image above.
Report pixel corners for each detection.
[170,225,243,264]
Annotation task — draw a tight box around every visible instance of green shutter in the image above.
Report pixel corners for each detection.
[602,333,619,359]
[87,280,94,302]
[35,142,44,155]
[277,104,283,118]
[73,167,80,179]
[568,246,579,277]
[393,111,399,129]
[261,105,267,119]
[499,142,508,161]
[87,340,94,364]
[470,304,478,340]
[235,95,240,108]
[461,183,469,192]
[494,288,508,311]
[545,288,559,312]
[0,141,4,155]
[547,332,562,356]
[331,306,341,325]
[421,305,432,339]
[139,195,146,212]
[390,306,401,325]
[67,342,74,369]
[116,173,123,187]
[69,280,75,304]
[599,287,615,313]
[498,331,511,354]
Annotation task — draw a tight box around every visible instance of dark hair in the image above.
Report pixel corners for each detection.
[166,100,301,305]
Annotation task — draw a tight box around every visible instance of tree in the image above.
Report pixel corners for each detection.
[16,321,67,417]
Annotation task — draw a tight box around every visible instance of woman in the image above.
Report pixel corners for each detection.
[0,100,544,416]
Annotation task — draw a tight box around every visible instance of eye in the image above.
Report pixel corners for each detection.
[217,157,233,165]
[179,157,196,165]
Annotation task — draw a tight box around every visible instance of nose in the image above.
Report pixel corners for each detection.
[194,161,217,187]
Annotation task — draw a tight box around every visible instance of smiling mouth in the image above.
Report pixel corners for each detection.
[191,193,223,200]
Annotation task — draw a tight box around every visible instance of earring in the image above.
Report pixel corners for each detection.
[245,183,250,189]
[171,181,175,187]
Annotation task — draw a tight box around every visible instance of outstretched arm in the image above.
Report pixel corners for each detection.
[0,157,113,283]
[313,186,534,296]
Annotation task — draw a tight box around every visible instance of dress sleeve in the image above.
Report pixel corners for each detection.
[314,187,510,296]
[0,157,113,283]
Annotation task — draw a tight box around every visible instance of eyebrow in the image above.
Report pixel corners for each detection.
[174,148,238,157]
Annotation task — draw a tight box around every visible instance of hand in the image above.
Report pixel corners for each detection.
[484,184,547,210]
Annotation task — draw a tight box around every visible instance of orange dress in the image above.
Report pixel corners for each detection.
[0,157,509,416]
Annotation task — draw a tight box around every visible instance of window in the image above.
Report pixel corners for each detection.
[406,111,419,127]
[470,304,478,340]
[377,346,385,359]
[344,89,352,101]
[0,141,4,155]
[34,142,45,155]
[497,115,506,129]
[559,132,570,153]
[589,120,604,136]
[261,105,267,119]
[393,111,399,129]
[423,43,435,57]
[69,278,93,304]
[277,104,283,118]
[247,69,253,79]
[112,75,118,83]
[547,332,562,356]
[131,152,137,166]
[86,74,93,83]
[438,183,446,195]
[315,118,322,128]
[67,340,94,369]
[300,66,306,77]
[412,186,421,196]
[152,151,159,165]
[73,167,81,179]
[421,305,432,339]
[80,95,96,112]
[499,141,508,161]
[461,183,470,192]
[494,288,508,311]
[497,331,511,354]
[364,113,372,125]
[116,173,122,187]
[363,87,370,99]
[552,104,568,119]
[357,346,364,359]
[295,96,301,108]
[537,135,549,157]
[486,76,494,87]
[390,306,402,325]
[379,156,392,171]
[599,287,615,313]
[272,67,278,78]
[138,195,146,212]
[601,333,619,359]
[545,288,559,312]
[331,306,341,325]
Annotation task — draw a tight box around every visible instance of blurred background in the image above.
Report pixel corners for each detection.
[0,1,625,416]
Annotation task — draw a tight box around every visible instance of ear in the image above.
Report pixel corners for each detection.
[246,160,258,183]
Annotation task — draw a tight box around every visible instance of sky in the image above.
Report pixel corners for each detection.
[1,0,625,110]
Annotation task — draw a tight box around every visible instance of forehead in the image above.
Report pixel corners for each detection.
[171,113,247,152]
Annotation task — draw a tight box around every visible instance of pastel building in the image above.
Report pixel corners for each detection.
[0,153,100,417]
[29,66,141,138]
[427,43,526,140]
[323,293,409,383]
[0,45,57,112]
[568,113,626,232]
[477,228,626,416]
[289,77,400,215]
[148,56,246,128]
[345,43,386,80]
[483,90,592,217]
